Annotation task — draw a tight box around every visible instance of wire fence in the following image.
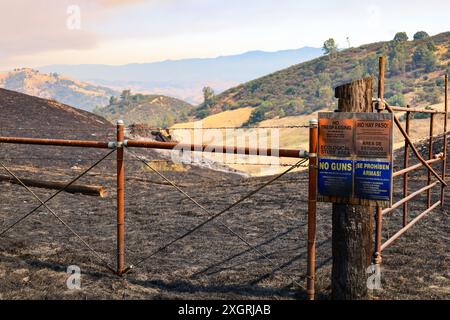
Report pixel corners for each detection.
[0,123,312,296]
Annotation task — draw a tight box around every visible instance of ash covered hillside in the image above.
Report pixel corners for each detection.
[0,88,117,168]
[0,88,112,138]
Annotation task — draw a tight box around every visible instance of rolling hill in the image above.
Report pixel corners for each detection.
[0,87,112,135]
[194,31,450,125]
[0,68,119,112]
[0,87,117,168]
[93,92,194,127]
[38,47,322,104]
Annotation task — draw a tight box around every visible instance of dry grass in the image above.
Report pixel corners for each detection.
[171,105,447,176]
[173,107,254,129]
[171,109,325,176]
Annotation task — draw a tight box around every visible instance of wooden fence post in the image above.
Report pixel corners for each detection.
[331,77,374,300]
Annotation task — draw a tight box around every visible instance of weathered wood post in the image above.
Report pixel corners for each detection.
[331,77,374,300]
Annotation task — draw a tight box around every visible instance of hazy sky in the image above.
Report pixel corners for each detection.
[0,0,449,70]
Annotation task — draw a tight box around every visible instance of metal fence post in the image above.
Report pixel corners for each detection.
[306,118,318,300]
[441,74,448,206]
[428,113,435,208]
[403,106,411,227]
[374,207,383,265]
[374,56,385,265]
[117,120,125,275]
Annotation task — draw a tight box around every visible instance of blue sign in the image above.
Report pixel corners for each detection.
[354,160,392,201]
[318,159,353,197]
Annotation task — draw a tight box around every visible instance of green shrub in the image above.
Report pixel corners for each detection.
[388,94,406,106]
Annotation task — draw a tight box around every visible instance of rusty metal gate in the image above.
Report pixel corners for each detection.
[0,121,312,291]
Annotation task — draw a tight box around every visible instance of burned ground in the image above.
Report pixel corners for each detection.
[0,89,449,300]
[0,142,448,300]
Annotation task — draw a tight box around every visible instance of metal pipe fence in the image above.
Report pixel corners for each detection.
[372,60,448,265]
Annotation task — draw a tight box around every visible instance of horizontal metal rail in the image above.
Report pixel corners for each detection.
[381,200,441,251]
[0,136,110,149]
[125,139,307,158]
[388,106,446,114]
[0,136,308,159]
[393,156,443,177]
[382,182,438,215]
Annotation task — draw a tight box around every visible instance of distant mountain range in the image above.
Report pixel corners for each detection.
[0,68,118,111]
[38,47,323,104]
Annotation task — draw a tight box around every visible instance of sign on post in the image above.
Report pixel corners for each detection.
[317,112,393,207]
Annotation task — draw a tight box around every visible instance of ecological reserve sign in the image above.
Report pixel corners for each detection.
[317,112,393,206]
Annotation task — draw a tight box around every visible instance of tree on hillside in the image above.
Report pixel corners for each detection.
[132,94,141,103]
[362,55,380,76]
[393,32,409,43]
[388,33,409,75]
[323,38,338,59]
[120,90,132,106]
[243,106,267,126]
[160,113,174,128]
[413,45,437,72]
[413,31,430,41]
[413,31,436,51]
[109,96,118,105]
[388,94,406,107]
[202,86,215,108]
[318,86,334,107]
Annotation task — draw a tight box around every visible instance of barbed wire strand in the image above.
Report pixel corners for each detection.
[0,156,308,167]
[124,147,307,289]
[0,128,114,132]
[161,125,311,130]
[0,125,310,132]
[0,159,116,273]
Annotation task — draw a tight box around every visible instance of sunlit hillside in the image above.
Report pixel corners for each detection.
[0,68,118,111]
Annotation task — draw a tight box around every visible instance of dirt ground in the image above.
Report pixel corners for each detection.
[0,136,449,300]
